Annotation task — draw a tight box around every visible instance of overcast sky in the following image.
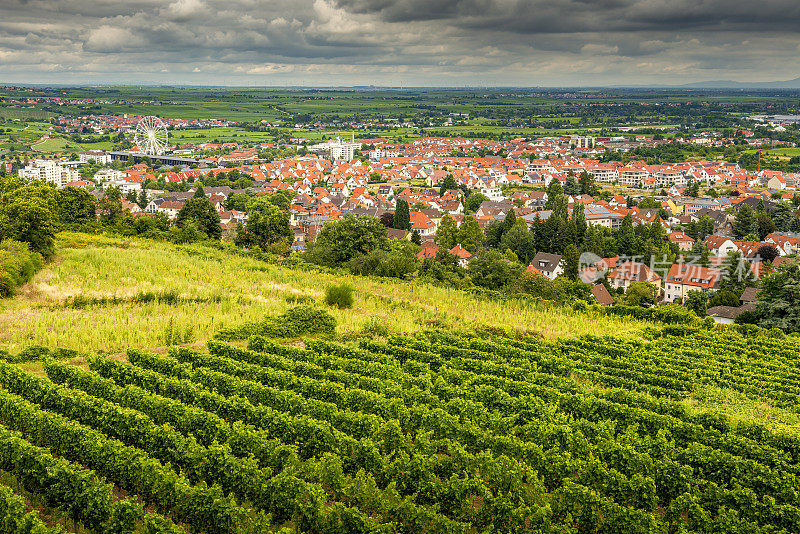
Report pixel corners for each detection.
[1,0,799,86]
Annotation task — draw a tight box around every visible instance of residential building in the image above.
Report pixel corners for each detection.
[683,198,721,215]
[480,184,504,202]
[618,167,649,186]
[18,159,79,189]
[409,211,437,237]
[79,151,112,164]
[450,244,473,268]
[584,205,625,229]
[668,232,695,251]
[156,201,185,220]
[704,235,738,257]
[606,261,662,293]
[591,284,615,306]
[706,303,756,324]
[663,264,722,302]
[529,252,563,280]
[765,232,800,255]
[308,136,360,161]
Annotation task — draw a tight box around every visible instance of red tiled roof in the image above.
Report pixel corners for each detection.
[450,245,472,259]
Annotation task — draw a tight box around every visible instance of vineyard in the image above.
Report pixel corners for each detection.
[0,325,800,532]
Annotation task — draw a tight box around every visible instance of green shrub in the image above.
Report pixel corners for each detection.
[51,348,80,360]
[325,283,355,309]
[62,290,222,309]
[144,513,186,534]
[0,345,80,363]
[0,345,73,363]
[604,304,703,326]
[215,305,337,341]
[764,327,786,339]
[278,305,337,336]
[657,325,701,337]
[734,309,761,325]
[285,293,315,305]
[0,239,44,297]
[734,323,761,336]
[359,317,390,338]
[17,345,50,361]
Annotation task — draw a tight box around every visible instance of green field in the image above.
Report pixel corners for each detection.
[0,106,55,120]
[5,85,794,129]
[169,126,277,144]
[30,137,80,152]
[756,147,800,157]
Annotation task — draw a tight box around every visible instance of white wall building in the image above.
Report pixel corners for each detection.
[18,159,80,188]
[618,168,649,186]
[94,168,124,182]
[309,136,360,161]
[94,169,143,195]
[588,166,619,183]
[480,185,504,202]
[79,151,112,164]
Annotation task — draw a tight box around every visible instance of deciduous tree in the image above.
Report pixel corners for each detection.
[0,179,57,258]
[435,214,458,250]
[176,196,221,240]
[235,197,291,251]
[55,186,96,225]
[457,215,484,252]
[307,215,388,266]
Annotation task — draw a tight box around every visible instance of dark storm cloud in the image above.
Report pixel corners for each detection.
[334,0,800,32]
[0,0,798,85]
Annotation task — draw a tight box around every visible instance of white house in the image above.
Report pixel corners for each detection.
[480,182,504,202]
[703,235,738,257]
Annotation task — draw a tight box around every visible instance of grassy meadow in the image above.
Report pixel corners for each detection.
[0,232,652,355]
[31,137,81,152]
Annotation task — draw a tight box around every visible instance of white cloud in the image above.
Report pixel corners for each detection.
[243,63,297,74]
[83,25,145,52]
[163,0,206,21]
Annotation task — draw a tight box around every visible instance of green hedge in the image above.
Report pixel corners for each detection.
[0,240,43,298]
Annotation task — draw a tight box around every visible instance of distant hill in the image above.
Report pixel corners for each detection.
[679,77,800,89]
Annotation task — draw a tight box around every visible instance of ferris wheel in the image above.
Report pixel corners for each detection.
[133,116,169,155]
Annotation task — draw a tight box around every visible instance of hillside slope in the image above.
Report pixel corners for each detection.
[0,232,650,354]
[4,233,800,531]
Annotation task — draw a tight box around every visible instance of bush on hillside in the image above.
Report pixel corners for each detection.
[604,304,701,326]
[0,346,79,363]
[0,239,43,297]
[285,293,316,305]
[734,309,761,325]
[647,324,702,338]
[215,305,337,341]
[325,283,355,309]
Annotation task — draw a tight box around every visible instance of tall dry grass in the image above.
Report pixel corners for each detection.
[0,232,652,353]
